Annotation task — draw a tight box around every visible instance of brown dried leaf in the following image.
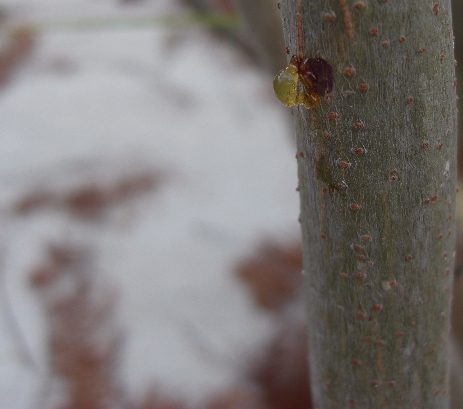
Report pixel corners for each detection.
[0,26,36,88]
[235,242,303,311]
[14,171,163,219]
[31,244,123,409]
[204,388,268,409]
[133,390,186,409]
[250,322,312,409]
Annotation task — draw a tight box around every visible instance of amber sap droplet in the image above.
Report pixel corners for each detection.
[433,3,439,15]
[354,2,365,9]
[418,47,426,52]
[365,336,373,342]
[328,111,339,120]
[388,381,396,387]
[360,234,372,242]
[349,203,361,211]
[273,65,304,107]
[370,28,379,36]
[399,36,406,42]
[382,41,390,48]
[357,312,366,319]
[304,92,321,109]
[285,46,290,54]
[371,381,380,387]
[372,304,382,311]
[353,122,363,130]
[407,97,414,103]
[273,57,334,109]
[356,273,365,279]
[351,359,361,366]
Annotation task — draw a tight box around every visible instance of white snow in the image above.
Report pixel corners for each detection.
[0,1,300,407]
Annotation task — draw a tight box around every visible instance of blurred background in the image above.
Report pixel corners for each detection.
[0,1,460,408]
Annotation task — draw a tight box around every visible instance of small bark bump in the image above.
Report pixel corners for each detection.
[343,66,356,76]
[358,83,369,91]
[351,147,367,155]
[323,12,336,21]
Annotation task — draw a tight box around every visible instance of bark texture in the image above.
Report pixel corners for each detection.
[279,0,458,408]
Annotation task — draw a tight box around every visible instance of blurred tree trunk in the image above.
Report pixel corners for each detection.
[182,0,286,74]
[231,0,286,74]
[279,1,458,408]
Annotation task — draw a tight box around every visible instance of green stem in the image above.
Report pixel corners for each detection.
[279,0,458,407]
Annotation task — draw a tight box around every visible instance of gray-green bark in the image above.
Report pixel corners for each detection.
[279,1,458,408]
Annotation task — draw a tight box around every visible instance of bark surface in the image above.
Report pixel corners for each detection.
[279,1,458,408]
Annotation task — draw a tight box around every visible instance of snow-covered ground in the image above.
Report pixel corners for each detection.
[0,1,301,407]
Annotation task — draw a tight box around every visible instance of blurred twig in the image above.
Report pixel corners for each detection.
[182,0,286,74]
[0,247,38,370]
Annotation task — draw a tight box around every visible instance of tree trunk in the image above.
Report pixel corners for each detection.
[278,0,458,408]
